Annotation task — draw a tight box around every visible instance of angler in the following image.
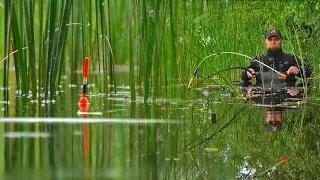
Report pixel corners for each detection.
[241,29,313,88]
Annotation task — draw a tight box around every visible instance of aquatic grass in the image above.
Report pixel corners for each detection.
[107,1,116,93]
[151,1,161,101]
[96,0,107,94]
[70,1,82,85]
[166,0,178,97]
[53,0,72,90]
[44,0,58,100]
[1,1,320,179]
[37,0,47,92]
[141,0,152,102]
[2,0,10,112]
[10,1,28,93]
[1,0,318,105]
[23,0,37,98]
[128,0,136,100]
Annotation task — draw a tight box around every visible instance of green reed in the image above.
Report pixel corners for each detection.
[23,0,36,98]
[10,1,28,93]
[1,0,319,108]
[97,0,107,93]
[128,0,136,100]
[70,1,81,85]
[151,1,161,101]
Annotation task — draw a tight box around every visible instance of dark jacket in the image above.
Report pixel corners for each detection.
[241,50,312,87]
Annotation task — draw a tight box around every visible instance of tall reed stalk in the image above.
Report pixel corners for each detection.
[98,0,107,94]
[11,1,28,93]
[48,0,72,100]
[23,0,37,98]
[2,0,11,116]
[128,0,136,100]
[71,1,81,84]
[167,0,178,97]
[106,0,116,93]
[151,0,161,101]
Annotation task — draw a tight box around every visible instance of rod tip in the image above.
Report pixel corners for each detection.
[280,74,287,79]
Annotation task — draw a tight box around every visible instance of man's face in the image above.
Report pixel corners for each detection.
[265,111,282,132]
[265,36,282,50]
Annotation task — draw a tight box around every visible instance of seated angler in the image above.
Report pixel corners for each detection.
[241,29,312,88]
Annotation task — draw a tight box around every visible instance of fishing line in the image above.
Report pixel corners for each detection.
[180,106,251,180]
[185,106,249,151]
[184,104,235,150]
[187,52,252,89]
[188,67,251,89]
[187,51,288,89]
[253,59,287,79]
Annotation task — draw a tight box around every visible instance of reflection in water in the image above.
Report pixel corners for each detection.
[242,86,306,132]
[4,132,51,138]
[0,79,319,179]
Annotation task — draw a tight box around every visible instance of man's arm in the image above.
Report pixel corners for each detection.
[288,56,313,78]
[241,59,259,82]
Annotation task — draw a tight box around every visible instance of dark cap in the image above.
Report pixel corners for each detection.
[265,29,282,39]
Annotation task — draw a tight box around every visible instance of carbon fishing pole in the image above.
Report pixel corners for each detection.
[188,66,251,89]
[187,52,252,89]
[252,59,287,79]
[187,52,287,89]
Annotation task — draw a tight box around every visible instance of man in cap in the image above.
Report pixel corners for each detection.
[241,29,312,87]
[265,109,283,132]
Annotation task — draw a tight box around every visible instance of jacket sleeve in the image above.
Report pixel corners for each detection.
[300,63,312,78]
[241,57,260,82]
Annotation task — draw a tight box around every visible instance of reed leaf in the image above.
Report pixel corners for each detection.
[151,0,161,101]
[168,0,178,97]
[52,0,72,93]
[128,0,136,100]
[98,0,107,93]
[142,0,150,102]
[38,0,47,92]
[11,1,28,93]
[107,0,116,93]
[45,0,58,100]
[71,1,81,84]
[3,0,11,113]
[23,0,37,98]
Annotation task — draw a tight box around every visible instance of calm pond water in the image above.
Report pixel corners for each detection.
[0,70,319,179]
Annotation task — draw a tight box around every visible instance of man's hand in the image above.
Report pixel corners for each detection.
[246,68,256,78]
[287,66,300,75]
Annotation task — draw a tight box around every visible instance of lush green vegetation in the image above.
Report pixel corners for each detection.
[1,0,319,100]
[1,0,320,179]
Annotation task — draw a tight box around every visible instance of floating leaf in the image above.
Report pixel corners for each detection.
[204,148,219,152]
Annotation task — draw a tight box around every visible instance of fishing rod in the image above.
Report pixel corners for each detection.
[79,57,90,111]
[188,66,251,89]
[187,52,287,89]
[252,59,287,79]
[187,52,252,89]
